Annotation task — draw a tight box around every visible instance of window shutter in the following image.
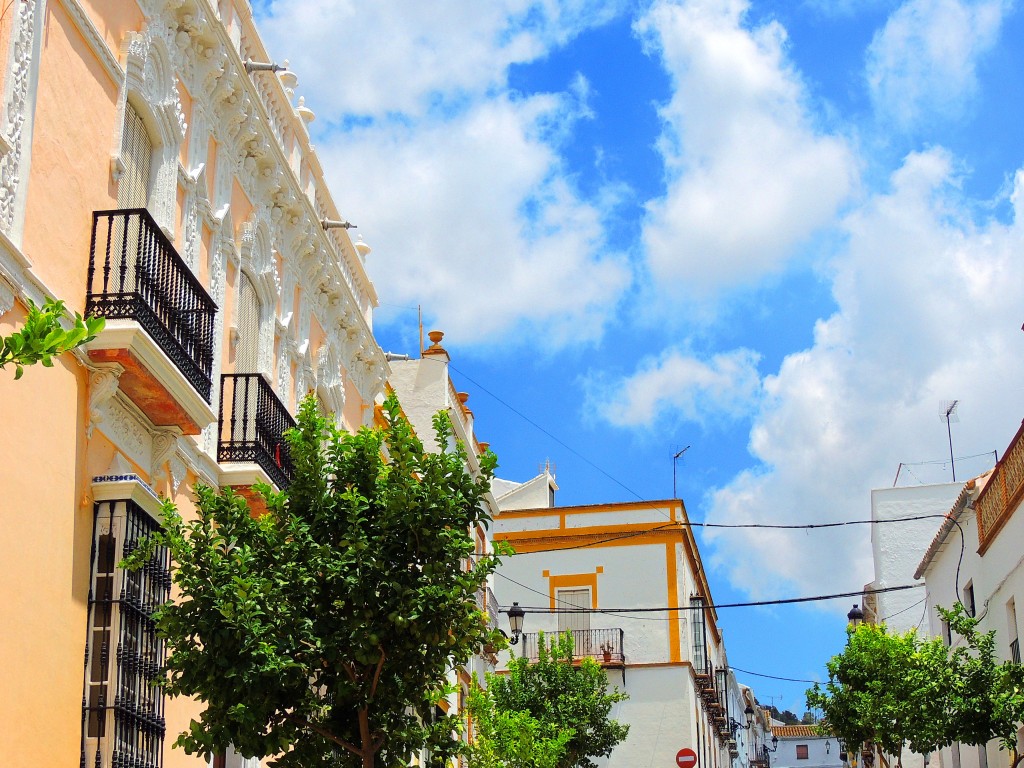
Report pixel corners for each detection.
[118,102,153,209]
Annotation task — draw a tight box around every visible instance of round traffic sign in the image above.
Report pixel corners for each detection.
[677,748,698,768]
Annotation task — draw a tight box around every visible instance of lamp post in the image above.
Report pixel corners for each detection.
[506,601,525,651]
[847,604,864,628]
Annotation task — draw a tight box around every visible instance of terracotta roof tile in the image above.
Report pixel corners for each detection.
[772,725,828,738]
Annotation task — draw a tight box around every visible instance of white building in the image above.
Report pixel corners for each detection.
[493,489,759,768]
[769,725,844,768]
[864,483,965,633]
[386,330,502,753]
[914,421,1024,768]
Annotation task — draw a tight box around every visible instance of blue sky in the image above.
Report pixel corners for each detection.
[255,0,1024,714]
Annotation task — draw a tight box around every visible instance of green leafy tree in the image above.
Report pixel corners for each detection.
[125,394,506,768]
[940,604,1024,756]
[465,680,572,768]
[0,297,103,378]
[807,604,1024,768]
[486,632,629,768]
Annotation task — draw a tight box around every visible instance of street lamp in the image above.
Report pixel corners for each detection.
[745,704,755,728]
[506,602,525,645]
[847,604,864,628]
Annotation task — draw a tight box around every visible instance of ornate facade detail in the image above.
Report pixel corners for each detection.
[87,364,124,437]
[0,0,40,238]
[93,395,153,472]
[0,276,14,316]
[151,426,182,484]
[116,25,187,230]
[168,454,188,496]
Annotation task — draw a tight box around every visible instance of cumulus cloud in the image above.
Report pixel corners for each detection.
[702,149,1024,599]
[866,0,1010,130]
[257,0,624,119]
[587,348,763,428]
[253,1,631,348]
[635,0,856,299]
[316,95,629,346]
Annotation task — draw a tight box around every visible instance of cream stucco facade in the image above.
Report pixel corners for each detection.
[0,2,387,767]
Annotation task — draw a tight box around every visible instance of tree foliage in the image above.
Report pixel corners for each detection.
[807,604,1024,766]
[125,394,506,768]
[483,632,629,768]
[0,297,103,378]
[465,681,572,768]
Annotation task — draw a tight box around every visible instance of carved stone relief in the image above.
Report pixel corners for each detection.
[87,364,124,438]
[0,0,40,240]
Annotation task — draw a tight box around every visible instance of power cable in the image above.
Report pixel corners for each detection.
[729,666,819,685]
[477,512,953,559]
[495,572,922,616]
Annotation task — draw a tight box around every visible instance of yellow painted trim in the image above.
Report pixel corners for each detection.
[625,660,693,669]
[498,527,683,553]
[497,498,687,517]
[547,571,600,610]
[666,541,681,663]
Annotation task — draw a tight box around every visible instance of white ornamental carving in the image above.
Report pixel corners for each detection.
[87,364,124,437]
[0,0,38,235]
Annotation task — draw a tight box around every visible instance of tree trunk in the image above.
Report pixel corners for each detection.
[359,707,375,768]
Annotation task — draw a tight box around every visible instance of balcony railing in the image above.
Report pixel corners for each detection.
[521,628,624,665]
[1011,638,1020,665]
[218,374,296,489]
[87,209,216,400]
[476,586,500,630]
[976,421,1024,552]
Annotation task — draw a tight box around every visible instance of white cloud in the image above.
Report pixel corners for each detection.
[252,1,632,348]
[317,95,629,346]
[866,0,1010,130]
[701,148,1024,600]
[634,0,856,300]
[587,348,763,428]
[257,0,623,118]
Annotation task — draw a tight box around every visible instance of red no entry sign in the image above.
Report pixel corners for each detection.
[677,748,698,768]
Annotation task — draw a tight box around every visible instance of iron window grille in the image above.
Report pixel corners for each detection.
[81,498,170,768]
[691,595,709,675]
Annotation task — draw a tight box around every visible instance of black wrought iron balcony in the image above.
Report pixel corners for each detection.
[86,208,216,401]
[218,374,296,489]
[521,628,625,666]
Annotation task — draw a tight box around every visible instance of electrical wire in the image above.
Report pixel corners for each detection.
[878,597,927,623]
[450,363,674,520]
[476,512,953,559]
[495,572,923,617]
[729,666,819,684]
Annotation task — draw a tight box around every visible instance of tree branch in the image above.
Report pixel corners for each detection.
[284,713,361,757]
[368,648,386,701]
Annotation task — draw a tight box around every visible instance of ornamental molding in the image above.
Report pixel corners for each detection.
[87,363,124,438]
[151,425,182,484]
[93,392,153,472]
[0,0,43,243]
[0,275,13,316]
[56,0,122,86]
[114,24,186,230]
[150,0,390,406]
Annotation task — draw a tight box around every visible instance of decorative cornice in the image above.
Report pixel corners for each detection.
[56,0,124,86]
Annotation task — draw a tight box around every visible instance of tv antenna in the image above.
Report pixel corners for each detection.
[941,400,959,482]
[672,445,690,499]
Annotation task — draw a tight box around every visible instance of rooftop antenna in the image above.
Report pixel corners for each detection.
[941,400,959,482]
[673,445,690,499]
